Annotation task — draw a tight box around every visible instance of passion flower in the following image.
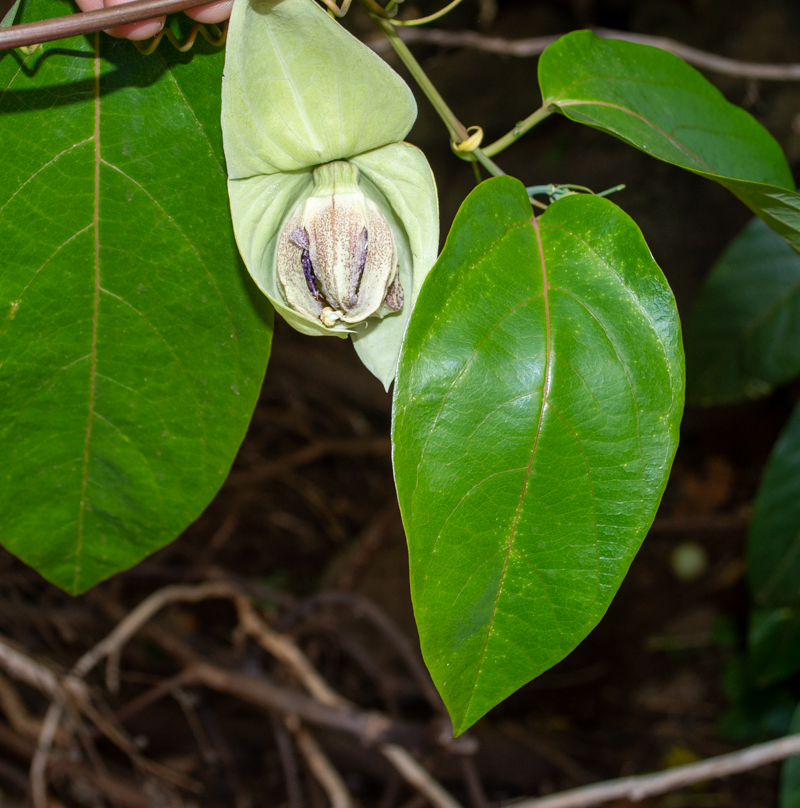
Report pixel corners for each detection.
[221,0,438,387]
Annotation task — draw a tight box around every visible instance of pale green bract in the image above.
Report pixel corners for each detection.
[221,0,439,387]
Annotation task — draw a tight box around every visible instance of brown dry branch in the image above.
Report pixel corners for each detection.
[0,671,50,741]
[234,596,466,808]
[235,596,351,710]
[459,756,490,808]
[72,580,246,678]
[3,0,800,84]
[29,581,247,808]
[0,635,63,700]
[226,437,392,488]
[271,711,304,808]
[287,714,356,808]
[5,579,800,808]
[0,723,148,808]
[367,27,800,81]
[4,4,800,86]
[382,744,465,808]
[509,732,800,808]
[0,0,212,49]
[277,590,443,713]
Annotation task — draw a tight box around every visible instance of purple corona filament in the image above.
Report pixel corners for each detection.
[290,227,322,302]
[301,249,321,301]
[352,228,368,298]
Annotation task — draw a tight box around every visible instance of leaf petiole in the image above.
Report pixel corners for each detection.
[365,7,506,176]
[482,104,554,157]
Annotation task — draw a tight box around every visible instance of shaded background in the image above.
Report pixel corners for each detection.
[2,0,800,805]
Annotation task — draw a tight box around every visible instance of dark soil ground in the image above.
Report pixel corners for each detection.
[2,0,800,806]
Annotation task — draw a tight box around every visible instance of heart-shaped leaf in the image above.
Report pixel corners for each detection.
[393,178,684,733]
[539,31,800,252]
[0,7,272,593]
[685,217,800,405]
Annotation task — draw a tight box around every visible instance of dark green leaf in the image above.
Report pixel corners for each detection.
[0,4,272,593]
[539,32,800,252]
[749,606,800,687]
[748,402,800,610]
[393,178,684,733]
[685,217,800,405]
[719,655,798,741]
[781,703,800,808]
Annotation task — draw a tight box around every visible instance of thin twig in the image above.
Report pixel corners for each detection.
[277,591,443,714]
[0,721,148,808]
[271,711,305,808]
[459,755,490,808]
[368,27,800,81]
[508,732,800,808]
[73,580,244,678]
[111,669,196,726]
[226,437,391,488]
[0,636,62,699]
[0,671,50,740]
[381,744,465,808]
[30,703,65,808]
[0,0,212,49]
[77,694,202,792]
[238,601,466,808]
[288,716,355,808]
[31,582,243,808]
[235,597,351,711]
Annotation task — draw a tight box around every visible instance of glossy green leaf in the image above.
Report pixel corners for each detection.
[393,178,684,733]
[539,32,800,252]
[748,606,800,687]
[781,703,800,808]
[685,217,800,405]
[0,6,272,593]
[748,402,800,610]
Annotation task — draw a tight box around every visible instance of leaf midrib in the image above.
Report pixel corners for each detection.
[460,214,552,729]
[74,32,101,595]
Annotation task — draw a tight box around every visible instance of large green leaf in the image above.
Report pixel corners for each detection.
[685,217,800,405]
[0,6,272,593]
[393,178,684,733]
[748,402,800,610]
[781,703,800,808]
[539,32,800,252]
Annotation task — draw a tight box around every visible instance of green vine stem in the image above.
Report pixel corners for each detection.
[481,103,553,157]
[367,8,505,177]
